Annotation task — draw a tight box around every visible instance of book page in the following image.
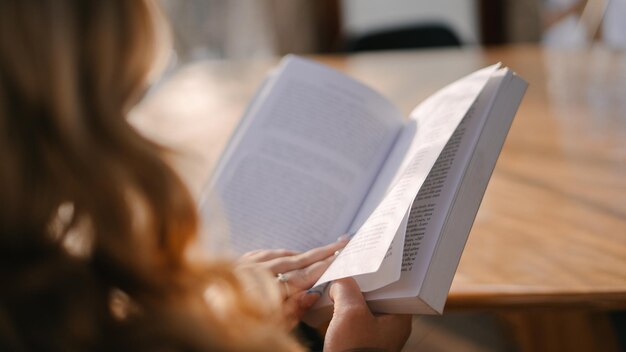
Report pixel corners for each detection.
[202,56,405,253]
[350,207,409,292]
[314,64,501,289]
[348,119,417,234]
[365,69,509,301]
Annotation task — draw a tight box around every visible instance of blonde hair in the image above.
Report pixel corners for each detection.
[0,1,301,350]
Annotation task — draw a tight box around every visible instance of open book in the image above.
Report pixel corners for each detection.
[200,56,527,324]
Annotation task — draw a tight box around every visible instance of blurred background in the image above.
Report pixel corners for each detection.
[145,1,626,351]
[159,0,625,64]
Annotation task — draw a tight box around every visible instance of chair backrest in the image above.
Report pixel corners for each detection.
[345,23,462,52]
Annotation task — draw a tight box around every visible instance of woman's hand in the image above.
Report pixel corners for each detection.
[237,237,349,328]
[324,278,412,352]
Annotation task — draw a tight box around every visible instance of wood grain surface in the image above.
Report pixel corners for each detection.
[132,45,626,310]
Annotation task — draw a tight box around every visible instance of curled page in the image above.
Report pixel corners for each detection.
[314,64,501,289]
[350,207,409,292]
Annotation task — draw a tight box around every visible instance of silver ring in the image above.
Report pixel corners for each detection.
[276,273,290,297]
[276,272,288,283]
[334,250,341,256]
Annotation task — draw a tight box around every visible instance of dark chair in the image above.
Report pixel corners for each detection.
[345,23,462,52]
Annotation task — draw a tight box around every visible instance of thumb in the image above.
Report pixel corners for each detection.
[328,278,370,316]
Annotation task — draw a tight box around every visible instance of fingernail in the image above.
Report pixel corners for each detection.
[301,290,321,307]
[306,288,323,296]
[337,234,350,242]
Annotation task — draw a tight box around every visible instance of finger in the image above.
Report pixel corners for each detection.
[275,273,292,300]
[239,249,300,265]
[282,290,321,329]
[239,249,299,262]
[281,252,340,292]
[265,240,346,274]
[329,277,372,318]
[266,238,348,274]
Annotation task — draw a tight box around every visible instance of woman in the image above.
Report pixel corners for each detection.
[0,1,411,350]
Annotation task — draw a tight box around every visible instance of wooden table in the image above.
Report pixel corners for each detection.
[133,45,626,349]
